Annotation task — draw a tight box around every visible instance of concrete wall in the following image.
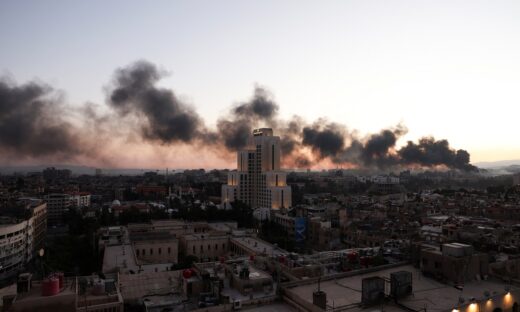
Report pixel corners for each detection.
[134,239,178,264]
[181,236,229,260]
[420,250,488,283]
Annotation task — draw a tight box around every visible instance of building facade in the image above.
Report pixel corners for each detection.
[68,192,91,209]
[222,128,292,211]
[180,233,229,261]
[44,194,72,226]
[0,200,47,284]
[131,231,179,265]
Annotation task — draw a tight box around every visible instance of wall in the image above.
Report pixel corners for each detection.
[134,239,178,264]
[181,235,229,260]
[420,250,488,284]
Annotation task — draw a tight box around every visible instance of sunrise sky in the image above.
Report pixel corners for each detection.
[1,0,519,169]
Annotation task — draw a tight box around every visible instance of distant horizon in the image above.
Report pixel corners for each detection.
[2,158,520,174]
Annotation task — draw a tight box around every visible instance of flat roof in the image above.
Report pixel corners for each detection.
[220,282,276,302]
[11,279,76,312]
[207,222,237,232]
[286,264,511,312]
[231,263,271,281]
[102,244,137,274]
[231,236,288,257]
[119,271,182,301]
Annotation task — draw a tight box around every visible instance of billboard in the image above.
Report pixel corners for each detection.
[295,217,307,243]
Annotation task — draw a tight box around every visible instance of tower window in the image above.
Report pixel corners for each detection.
[272,145,275,170]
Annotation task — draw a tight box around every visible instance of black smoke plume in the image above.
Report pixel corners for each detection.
[302,121,346,158]
[0,78,83,159]
[233,88,278,119]
[0,60,478,171]
[106,60,477,172]
[357,126,406,168]
[398,137,477,171]
[278,116,312,168]
[216,87,278,151]
[108,60,203,144]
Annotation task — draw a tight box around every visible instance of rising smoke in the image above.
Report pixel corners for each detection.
[216,87,279,151]
[108,61,204,144]
[302,121,347,158]
[0,78,84,159]
[0,60,477,171]
[398,137,477,171]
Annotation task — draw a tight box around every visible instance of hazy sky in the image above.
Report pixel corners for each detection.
[1,0,519,165]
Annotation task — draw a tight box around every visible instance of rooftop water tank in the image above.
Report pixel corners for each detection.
[41,277,59,296]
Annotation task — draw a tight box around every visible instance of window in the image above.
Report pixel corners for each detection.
[142,249,145,256]
[136,249,139,256]
[215,244,218,250]
[168,247,171,254]
[272,145,274,170]
[158,248,162,255]
[192,246,195,253]
[208,244,211,251]
[150,248,153,255]
[200,245,203,252]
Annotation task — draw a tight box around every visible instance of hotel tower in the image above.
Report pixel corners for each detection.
[221,128,292,212]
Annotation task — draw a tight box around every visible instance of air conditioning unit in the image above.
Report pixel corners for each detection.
[390,271,413,299]
[233,299,242,310]
[362,277,385,306]
[17,273,32,294]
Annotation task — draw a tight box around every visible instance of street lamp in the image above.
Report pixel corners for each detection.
[39,248,45,278]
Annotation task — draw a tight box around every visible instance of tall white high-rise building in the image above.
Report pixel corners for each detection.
[222,128,292,212]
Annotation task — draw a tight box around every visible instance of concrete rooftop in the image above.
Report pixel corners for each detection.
[286,265,513,312]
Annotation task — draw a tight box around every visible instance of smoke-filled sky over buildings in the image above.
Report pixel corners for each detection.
[1,0,519,169]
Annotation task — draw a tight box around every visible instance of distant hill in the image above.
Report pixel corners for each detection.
[471,160,520,176]
[474,159,520,169]
[503,165,520,173]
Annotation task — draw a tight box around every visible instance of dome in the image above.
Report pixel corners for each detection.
[111,200,121,206]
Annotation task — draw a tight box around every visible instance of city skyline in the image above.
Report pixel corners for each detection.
[1,1,520,169]
[2,2,520,311]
